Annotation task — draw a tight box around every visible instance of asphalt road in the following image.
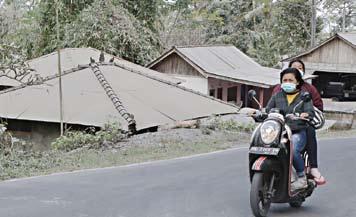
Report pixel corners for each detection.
[0,137,355,217]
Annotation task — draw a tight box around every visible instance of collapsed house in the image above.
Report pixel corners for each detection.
[0,48,238,145]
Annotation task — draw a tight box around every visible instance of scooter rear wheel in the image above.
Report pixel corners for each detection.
[250,173,271,217]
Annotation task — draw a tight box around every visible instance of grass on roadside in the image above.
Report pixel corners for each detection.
[0,138,245,181]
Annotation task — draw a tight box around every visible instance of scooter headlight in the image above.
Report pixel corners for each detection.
[260,120,281,145]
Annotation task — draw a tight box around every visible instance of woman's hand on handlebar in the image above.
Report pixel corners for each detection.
[249,110,267,122]
[300,113,309,118]
[286,113,310,121]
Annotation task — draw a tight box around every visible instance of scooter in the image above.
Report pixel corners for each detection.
[248,90,317,217]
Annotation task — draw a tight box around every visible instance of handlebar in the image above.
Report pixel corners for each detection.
[249,111,310,123]
[285,114,310,122]
[249,111,268,122]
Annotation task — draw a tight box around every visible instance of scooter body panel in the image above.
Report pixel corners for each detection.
[249,125,316,204]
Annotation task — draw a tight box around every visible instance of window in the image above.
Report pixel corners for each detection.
[217,88,223,100]
[227,86,237,103]
[209,89,215,97]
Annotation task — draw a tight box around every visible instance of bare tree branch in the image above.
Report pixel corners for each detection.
[0,43,41,86]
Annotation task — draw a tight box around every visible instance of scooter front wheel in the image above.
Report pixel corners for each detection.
[250,172,271,217]
[289,200,303,208]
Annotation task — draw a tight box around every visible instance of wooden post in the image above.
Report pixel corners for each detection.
[244,85,249,107]
[56,0,64,136]
[259,88,264,107]
[237,84,241,106]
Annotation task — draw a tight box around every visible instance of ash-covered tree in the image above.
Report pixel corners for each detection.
[322,0,355,33]
[117,0,164,32]
[0,0,40,85]
[0,43,41,85]
[160,0,247,49]
[206,0,254,53]
[159,0,322,67]
[37,0,94,56]
[63,0,162,65]
[1,0,163,65]
[245,0,323,67]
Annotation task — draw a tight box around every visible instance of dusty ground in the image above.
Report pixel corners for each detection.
[0,125,252,181]
[1,112,354,181]
[117,128,250,148]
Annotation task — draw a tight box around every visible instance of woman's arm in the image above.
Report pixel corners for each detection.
[304,83,323,111]
[302,99,315,119]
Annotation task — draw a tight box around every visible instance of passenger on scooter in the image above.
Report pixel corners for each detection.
[266,67,315,191]
[272,59,326,185]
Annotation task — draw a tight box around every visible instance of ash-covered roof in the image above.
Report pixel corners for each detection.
[148,45,280,87]
[0,49,238,130]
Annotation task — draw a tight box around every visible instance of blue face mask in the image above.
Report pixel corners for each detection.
[281,82,297,93]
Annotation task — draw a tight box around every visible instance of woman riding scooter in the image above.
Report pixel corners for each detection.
[272,59,326,185]
[266,67,315,191]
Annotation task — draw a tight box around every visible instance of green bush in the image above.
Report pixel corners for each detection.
[51,122,125,151]
[0,150,61,180]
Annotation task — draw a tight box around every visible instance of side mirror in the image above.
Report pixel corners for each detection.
[248,89,262,110]
[248,90,257,101]
[301,92,311,102]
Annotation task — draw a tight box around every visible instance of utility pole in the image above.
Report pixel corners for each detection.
[311,0,316,47]
[56,0,64,136]
[252,0,256,31]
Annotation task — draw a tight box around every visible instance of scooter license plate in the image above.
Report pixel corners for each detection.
[249,147,280,155]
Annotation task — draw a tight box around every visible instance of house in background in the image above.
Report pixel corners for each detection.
[283,32,356,101]
[147,45,280,107]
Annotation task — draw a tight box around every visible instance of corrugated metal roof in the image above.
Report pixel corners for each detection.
[0,48,182,87]
[0,63,238,130]
[28,47,182,84]
[338,32,356,47]
[0,77,22,86]
[150,45,280,87]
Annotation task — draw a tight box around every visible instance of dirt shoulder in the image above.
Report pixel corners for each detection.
[0,128,251,181]
[1,122,355,181]
[318,128,356,140]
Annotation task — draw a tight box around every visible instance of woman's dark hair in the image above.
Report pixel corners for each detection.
[288,59,305,72]
[280,67,304,89]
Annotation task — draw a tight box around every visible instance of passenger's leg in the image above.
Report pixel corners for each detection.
[306,126,318,168]
[306,126,326,185]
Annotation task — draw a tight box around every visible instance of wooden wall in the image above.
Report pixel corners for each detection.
[301,38,356,65]
[208,77,272,107]
[151,53,202,77]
